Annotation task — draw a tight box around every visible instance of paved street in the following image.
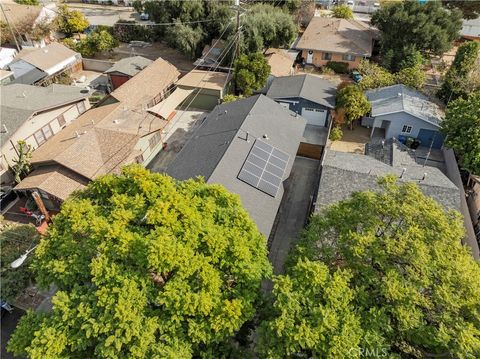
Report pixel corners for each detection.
[1,308,25,359]
[268,156,321,276]
[67,4,138,26]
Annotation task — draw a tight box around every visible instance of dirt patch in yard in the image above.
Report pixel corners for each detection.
[330,125,372,154]
[93,42,195,73]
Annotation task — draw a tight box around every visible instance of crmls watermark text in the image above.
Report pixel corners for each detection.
[348,347,388,357]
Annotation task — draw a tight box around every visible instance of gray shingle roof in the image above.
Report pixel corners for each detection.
[165,95,306,237]
[1,84,90,145]
[365,84,444,126]
[316,147,460,212]
[266,74,336,109]
[104,56,153,77]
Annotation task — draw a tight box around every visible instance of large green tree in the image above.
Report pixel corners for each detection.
[335,85,371,127]
[263,178,480,357]
[241,4,297,54]
[438,41,480,103]
[7,166,271,358]
[234,52,270,96]
[258,259,362,358]
[357,59,395,90]
[441,91,480,174]
[165,21,204,59]
[55,4,89,36]
[331,5,353,19]
[442,0,480,20]
[371,1,462,72]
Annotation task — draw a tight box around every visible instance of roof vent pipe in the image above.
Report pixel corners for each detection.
[422,173,427,181]
[91,119,95,125]
[75,131,80,138]
[400,168,406,178]
[1,124,7,133]
[263,134,269,140]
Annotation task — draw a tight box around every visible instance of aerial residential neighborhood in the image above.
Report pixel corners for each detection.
[1,0,480,358]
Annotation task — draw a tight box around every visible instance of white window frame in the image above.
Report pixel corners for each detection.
[322,52,332,60]
[342,54,355,61]
[401,125,413,134]
[76,101,86,114]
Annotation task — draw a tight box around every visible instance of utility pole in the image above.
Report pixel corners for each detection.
[235,0,241,59]
[0,2,20,51]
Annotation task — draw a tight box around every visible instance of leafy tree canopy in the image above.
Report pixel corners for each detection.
[11,140,32,184]
[395,65,426,90]
[55,4,89,36]
[241,4,297,54]
[165,21,204,59]
[357,59,395,90]
[0,223,39,302]
[234,52,270,96]
[331,5,353,19]
[268,178,480,357]
[442,0,480,20]
[258,259,362,358]
[72,29,118,57]
[372,1,462,72]
[438,41,480,103]
[7,166,271,358]
[335,85,371,125]
[441,91,480,174]
[14,0,39,5]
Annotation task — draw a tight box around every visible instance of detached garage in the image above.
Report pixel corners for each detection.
[266,74,336,159]
[176,70,232,110]
[266,74,336,129]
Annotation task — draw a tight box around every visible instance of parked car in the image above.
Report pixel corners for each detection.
[0,186,18,214]
[351,70,362,83]
[346,0,355,9]
[140,12,149,21]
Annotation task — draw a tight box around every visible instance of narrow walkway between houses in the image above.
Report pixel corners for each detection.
[267,156,320,277]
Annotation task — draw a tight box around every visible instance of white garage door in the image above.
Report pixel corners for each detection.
[301,107,327,126]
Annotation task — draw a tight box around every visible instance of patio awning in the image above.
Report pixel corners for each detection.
[147,88,193,119]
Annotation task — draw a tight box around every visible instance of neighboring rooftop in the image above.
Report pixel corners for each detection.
[296,17,373,56]
[15,165,89,201]
[0,84,91,145]
[104,56,153,77]
[0,47,17,69]
[366,84,444,126]
[0,3,43,24]
[264,48,294,77]
[316,143,460,212]
[28,58,179,185]
[109,57,180,105]
[176,70,231,90]
[266,74,336,108]
[12,43,79,73]
[166,94,306,236]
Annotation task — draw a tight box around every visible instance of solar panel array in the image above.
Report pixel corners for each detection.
[237,139,289,197]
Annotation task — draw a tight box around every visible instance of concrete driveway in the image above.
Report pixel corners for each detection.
[268,156,321,276]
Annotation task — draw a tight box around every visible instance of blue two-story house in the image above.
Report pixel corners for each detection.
[362,84,445,148]
[266,74,336,128]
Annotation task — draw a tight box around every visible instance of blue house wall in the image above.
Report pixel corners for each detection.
[375,112,444,148]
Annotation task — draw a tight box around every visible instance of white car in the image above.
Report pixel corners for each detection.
[346,0,355,9]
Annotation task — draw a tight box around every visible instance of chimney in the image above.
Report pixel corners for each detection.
[400,168,406,178]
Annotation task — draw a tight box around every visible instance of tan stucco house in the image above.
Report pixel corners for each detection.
[0,84,91,185]
[296,17,374,69]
